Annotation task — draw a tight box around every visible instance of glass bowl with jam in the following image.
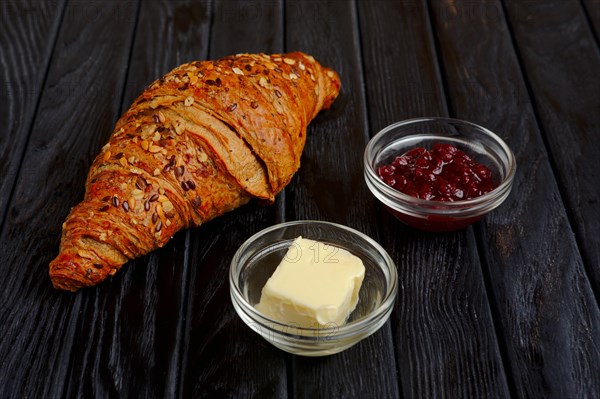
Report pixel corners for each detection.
[364,117,516,232]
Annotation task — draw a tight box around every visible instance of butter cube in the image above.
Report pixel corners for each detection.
[256,237,365,328]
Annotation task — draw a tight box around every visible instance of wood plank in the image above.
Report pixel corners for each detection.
[208,0,283,59]
[180,0,289,397]
[0,0,65,224]
[428,0,600,397]
[285,1,399,398]
[181,210,286,398]
[582,0,600,37]
[0,1,139,397]
[62,1,214,397]
[358,1,511,397]
[503,0,600,294]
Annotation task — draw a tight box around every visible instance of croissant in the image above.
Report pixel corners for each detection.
[49,52,341,291]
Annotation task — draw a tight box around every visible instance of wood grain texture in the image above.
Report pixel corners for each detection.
[0,1,139,397]
[429,0,600,397]
[503,0,600,294]
[182,209,287,398]
[359,0,448,123]
[65,233,191,397]
[62,1,212,397]
[358,1,510,398]
[180,1,289,397]
[0,0,65,224]
[2,1,599,398]
[208,0,283,59]
[285,1,399,398]
[582,0,600,38]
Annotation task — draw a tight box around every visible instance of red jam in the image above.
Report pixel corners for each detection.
[377,144,495,202]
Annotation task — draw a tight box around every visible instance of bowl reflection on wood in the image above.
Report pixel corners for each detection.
[229,220,398,356]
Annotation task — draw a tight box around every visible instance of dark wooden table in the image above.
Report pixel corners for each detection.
[1,0,599,397]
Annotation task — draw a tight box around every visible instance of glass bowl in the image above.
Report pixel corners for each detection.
[229,220,398,357]
[364,117,516,232]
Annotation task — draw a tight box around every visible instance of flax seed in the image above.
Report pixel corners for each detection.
[192,196,202,207]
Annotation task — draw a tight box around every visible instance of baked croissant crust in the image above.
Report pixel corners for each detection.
[50,52,341,291]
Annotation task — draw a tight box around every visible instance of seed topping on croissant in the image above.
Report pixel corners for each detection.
[50,52,341,291]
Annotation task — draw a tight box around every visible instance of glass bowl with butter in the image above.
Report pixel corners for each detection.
[229,220,398,356]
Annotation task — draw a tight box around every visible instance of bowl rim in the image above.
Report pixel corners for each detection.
[229,220,398,338]
[363,117,517,211]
